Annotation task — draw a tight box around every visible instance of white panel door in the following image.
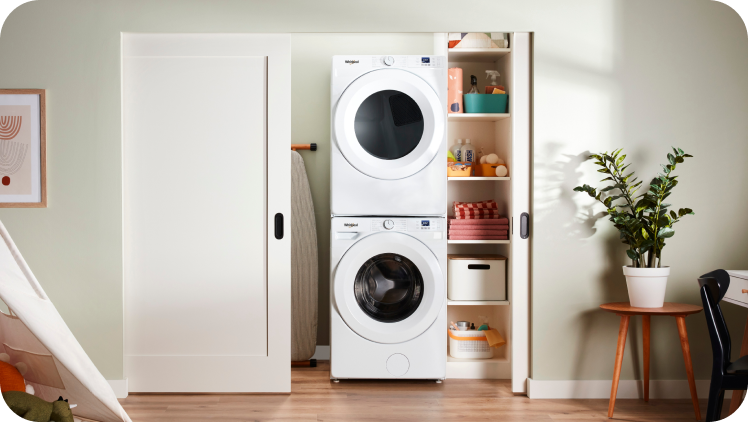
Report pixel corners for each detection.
[123,34,290,392]
[511,32,531,394]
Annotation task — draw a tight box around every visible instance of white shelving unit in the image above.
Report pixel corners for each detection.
[447,48,511,62]
[447,300,510,306]
[437,33,531,392]
[448,177,510,181]
[448,113,510,122]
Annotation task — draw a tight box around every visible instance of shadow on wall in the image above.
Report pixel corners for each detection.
[536,143,639,381]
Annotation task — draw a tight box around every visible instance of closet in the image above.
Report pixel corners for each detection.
[434,33,531,394]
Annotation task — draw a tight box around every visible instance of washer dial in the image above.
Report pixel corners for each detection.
[383,56,395,66]
[383,219,395,230]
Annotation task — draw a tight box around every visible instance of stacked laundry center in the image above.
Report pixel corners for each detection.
[449,200,509,240]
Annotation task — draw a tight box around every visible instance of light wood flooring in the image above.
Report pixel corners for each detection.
[119,361,731,421]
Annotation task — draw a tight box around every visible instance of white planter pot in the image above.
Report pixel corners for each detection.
[622,266,670,308]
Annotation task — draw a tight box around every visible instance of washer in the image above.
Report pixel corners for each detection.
[331,55,447,216]
[330,217,446,380]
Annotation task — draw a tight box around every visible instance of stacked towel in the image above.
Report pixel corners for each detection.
[453,200,500,219]
[449,202,509,240]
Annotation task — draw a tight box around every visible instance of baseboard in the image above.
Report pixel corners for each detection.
[311,345,330,360]
[527,378,712,399]
[107,379,128,399]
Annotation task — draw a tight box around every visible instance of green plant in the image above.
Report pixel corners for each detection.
[574,147,694,268]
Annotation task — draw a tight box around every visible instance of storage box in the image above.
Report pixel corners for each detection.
[448,329,494,359]
[448,255,507,300]
[475,163,508,177]
[464,93,508,113]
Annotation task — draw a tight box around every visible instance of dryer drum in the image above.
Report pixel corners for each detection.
[353,253,424,323]
[354,90,424,161]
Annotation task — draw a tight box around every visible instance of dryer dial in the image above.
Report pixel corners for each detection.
[383,56,395,66]
[383,219,395,230]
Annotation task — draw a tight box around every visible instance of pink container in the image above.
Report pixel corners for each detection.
[448,68,463,113]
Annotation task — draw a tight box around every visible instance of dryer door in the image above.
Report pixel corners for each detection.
[333,232,444,344]
[333,69,444,180]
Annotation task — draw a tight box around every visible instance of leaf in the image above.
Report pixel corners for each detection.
[677,148,685,155]
[597,168,609,173]
[670,210,677,220]
[600,177,614,182]
[684,154,693,158]
[626,249,638,261]
[616,154,626,167]
[657,227,675,238]
[601,186,616,192]
[667,153,676,165]
[678,208,694,217]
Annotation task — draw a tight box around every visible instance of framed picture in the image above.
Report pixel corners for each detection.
[0,89,46,207]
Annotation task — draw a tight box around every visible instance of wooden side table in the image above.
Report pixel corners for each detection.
[600,302,703,420]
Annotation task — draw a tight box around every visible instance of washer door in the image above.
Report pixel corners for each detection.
[333,69,444,180]
[334,232,444,344]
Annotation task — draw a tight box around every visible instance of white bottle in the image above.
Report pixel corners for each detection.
[451,139,463,162]
[461,139,476,163]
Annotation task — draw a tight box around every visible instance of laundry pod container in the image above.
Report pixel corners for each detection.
[448,330,493,359]
[448,255,507,301]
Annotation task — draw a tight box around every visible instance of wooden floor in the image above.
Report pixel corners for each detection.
[119,361,730,421]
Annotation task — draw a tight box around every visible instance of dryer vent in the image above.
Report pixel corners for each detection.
[388,94,423,127]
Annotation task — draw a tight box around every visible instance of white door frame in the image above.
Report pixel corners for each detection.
[122,33,291,393]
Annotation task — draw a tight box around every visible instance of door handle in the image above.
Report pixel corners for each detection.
[520,212,530,239]
[274,213,284,239]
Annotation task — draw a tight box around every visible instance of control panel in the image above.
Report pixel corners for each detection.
[333,218,444,234]
[370,55,445,69]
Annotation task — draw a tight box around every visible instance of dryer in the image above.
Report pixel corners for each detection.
[330,216,446,380]
[331,55,447,216]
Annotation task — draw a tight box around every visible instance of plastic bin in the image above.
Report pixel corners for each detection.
[448,329,494,359]
[464,93,508,113]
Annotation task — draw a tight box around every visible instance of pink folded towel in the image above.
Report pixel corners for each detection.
[449,218,509,225]
[449,229,508,236]
[449,235,509,240]
[449,225,509,231]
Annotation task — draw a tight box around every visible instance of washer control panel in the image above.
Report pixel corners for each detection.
[333,218,444,234]
[371,219,407,232]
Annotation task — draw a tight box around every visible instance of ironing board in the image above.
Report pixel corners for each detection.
[290,151,318,361]
[0,219,131,422]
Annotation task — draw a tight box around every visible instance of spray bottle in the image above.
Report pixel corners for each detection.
[485,70,505,94]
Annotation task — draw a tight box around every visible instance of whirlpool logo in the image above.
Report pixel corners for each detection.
[344,223,358,227]
[344,59,359,65]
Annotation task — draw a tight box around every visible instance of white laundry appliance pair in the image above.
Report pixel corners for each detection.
[329,55,448,381]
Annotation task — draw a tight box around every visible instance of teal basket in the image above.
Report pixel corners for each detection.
[464,94,508,113]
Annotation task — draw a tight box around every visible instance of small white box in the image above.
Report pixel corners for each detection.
[448,255,507,301]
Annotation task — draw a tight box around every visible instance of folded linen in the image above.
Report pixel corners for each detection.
[449,229,508,236]
[448,235,509,240]
[449,217,509,225]
[453,200,499,219]
[449,225,509,231]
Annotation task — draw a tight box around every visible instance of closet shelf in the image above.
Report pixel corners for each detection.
[448,177,510,181]
[447,300,510,306]
[448,113,510,122]
[447,355,509,363]
[448,240,510,244]
[448,48,511,62]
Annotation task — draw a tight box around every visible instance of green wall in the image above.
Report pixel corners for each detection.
[0,0,746,382]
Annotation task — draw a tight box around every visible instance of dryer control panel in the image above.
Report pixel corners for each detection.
[332,217,444,233]
[371,55,445,69]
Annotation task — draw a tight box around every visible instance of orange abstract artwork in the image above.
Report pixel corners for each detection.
[0,106,31,195]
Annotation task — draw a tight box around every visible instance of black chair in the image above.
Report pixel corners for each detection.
[699,269,748,421]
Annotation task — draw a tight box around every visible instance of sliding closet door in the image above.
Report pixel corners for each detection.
[511,32,531,394]
[123,34,290,392]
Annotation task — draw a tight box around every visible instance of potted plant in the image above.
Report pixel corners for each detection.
[574,148,694,308]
